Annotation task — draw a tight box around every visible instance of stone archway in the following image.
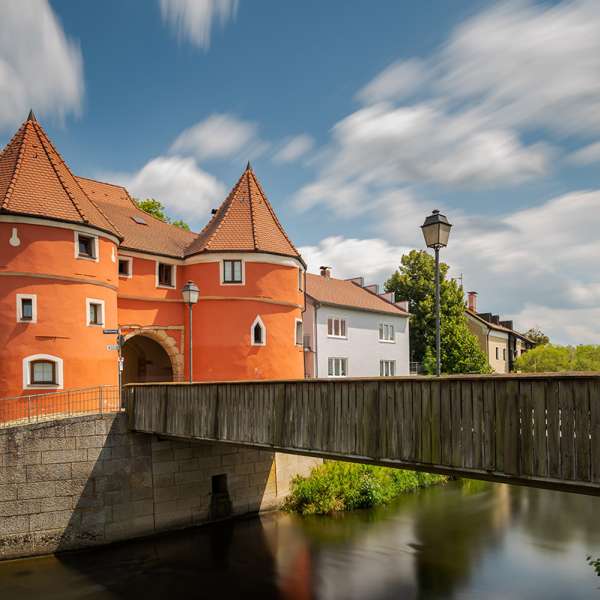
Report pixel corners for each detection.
[122,330,184,384]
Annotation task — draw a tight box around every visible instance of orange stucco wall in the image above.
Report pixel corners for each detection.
[0,221,304,419]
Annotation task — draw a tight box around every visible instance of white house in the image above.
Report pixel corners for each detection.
[303,268,410,378]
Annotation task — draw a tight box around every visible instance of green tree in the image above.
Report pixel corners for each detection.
[133,198,191,231]
[514,344,600,372]
[523,326,549,346]
[385,250,490,374]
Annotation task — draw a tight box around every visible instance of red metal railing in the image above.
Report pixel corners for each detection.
[0,385,121,428]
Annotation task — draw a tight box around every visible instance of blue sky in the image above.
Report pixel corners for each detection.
[2,0,600,344]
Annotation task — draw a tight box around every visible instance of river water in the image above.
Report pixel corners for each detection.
[1,481,599,599]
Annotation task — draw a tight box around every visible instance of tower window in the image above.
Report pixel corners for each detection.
[30,360,56,385]
[223,259,243,284]
[75,232,97,260]
[16,294,37,323]
[251,316,266,346]
[295,319,303,345]
[86,298,105,326]
[23,354,63,389]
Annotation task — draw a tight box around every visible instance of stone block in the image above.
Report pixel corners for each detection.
[30,509,76,531]
[102,458,131,475]
[18,481,56,500]
[152,449,174,463]
[95,420,107,435]
[105,515,154,541]
[178,458,200,472]
[173,470,207,486]
[106,434,131,448]
[221,453,244,467]
[154,500,178,515]
[234,462,255,475]
[40,424,67,438]
[0,484,18,501]
[173,447,193,461]
[75,493,104,509]
[40,496,72,512]
[154,473,174,488]
[153,460,179,475]
[0,515,29,535]
[42,449,88,464]
[104,489,131,506]
[71,461,98,480]
[154,510,191,531]
[65,421,97,437]
[26,463,72,482]
[76,435,106,449]
[129,485,153,501]
[86,447,106,462]
[151,439,172,450]
[155,486,178,503]
[55,479,89,498]
[79,506,111,528]
[0,499,41,516]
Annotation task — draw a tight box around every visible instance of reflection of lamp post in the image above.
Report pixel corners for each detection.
[421,210,452,377]
[181,281,200,383]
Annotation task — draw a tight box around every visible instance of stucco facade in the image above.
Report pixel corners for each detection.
[0,114,305,414]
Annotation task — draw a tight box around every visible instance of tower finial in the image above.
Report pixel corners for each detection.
[246,161,252,171]
[27,109,36,122]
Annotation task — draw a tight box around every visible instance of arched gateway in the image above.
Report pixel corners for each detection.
[122,334,179,384]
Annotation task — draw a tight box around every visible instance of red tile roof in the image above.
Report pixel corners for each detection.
[0,116,303,264]
[186,164,303,264]
[306,273,409,316]
[0,112,120,238]
[76,176,197,258]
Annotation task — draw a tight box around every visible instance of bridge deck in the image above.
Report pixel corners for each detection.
[125,374,600,496]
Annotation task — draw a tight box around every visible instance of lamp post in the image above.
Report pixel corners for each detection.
[421,210,452,376]
[181,281,200,383]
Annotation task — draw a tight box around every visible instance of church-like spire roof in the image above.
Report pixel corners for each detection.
[185,164,304,264]
[0,113,120,238]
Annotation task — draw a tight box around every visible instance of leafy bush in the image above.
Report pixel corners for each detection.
[515,344,600,372]
[283,461,446,515]
[588,556,600,576]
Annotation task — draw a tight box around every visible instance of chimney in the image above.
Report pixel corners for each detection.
[491,314,500,325]
[500,320,514,330]
[467,291,477,312]
[319,265,331,278]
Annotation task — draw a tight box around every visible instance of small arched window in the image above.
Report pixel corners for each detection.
[23,354,64,389]
[250,316,266,346]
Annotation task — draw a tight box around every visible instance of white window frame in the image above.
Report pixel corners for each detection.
[327,316,347,339]
[328,357,348,378]
[118,256,133,279]
[86,298,105,327]
[221,259,245,286]
[298,268,304,291]
[295,318,303,346]
[251,315,266,346]
[74,231,99,262]
[23,354,64,390]
[378,322,395,343]
[156,261,177,289]
[16,293,37,323]
[380,360,396,377]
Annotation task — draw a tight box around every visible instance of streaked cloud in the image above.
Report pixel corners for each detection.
[0,0,84,131]
[159,0,238,49]
[273,134,315,164]
[357,59,428,104]
[567,142,600,166]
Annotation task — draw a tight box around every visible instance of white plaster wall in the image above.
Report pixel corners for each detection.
[314,305,409,377]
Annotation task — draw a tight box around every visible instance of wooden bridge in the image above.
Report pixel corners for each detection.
[125,374,600,496]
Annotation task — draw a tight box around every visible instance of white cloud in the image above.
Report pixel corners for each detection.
[567,142,600,166]
[357,59,428,104]
[159,0,238,49]
[0,0,83,131]
[106,156,226,226]
[438,0,600,135]
[299,236,410,283]
[170,113,264,161]
[273,134,314,164]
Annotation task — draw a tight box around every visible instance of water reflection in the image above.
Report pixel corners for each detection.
[0,482,599,599]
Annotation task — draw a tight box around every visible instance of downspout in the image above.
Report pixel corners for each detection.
[314,302,320,378]
[301,270,307,379]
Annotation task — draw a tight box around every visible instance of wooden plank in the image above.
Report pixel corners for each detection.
[519,380,533,477]
[430,380,441,464]
[482,380,495,471]
[461,381,473,469]
[471,381,483,470]
[421,381,432,464]
[450,380,462,467]
[412,381,422,462]
[574,380,591,482]
[546,378,561,479]
[401,381,414,460]
[392,381,403,461]
[559,379,575,480]
[590,380,600,483]
[378,381,387,459]
[503,380,520,476]
[440,381,452,465]
[531,381,547,478]
[495,380,506,473]
[349,382,357,455]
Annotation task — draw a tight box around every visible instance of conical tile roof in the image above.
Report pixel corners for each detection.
[185,164,303,264]
[0,112,120,238]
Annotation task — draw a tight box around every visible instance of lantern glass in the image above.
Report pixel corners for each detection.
[181,281,200,305]
[421,210,452,248]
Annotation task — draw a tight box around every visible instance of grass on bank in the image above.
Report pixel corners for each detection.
[283,461,447,515]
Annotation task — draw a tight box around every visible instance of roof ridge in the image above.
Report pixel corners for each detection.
[350,280,408,314]
[76,174,128,190]
[1,121,28,211]
[248,169,301,256]
[32,120,89,223]
[247,169,258,251]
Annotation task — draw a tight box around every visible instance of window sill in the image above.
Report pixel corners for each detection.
[17,319,36,324]
[25,384,62,390]
[327,335,348,340]
[221,281,245,286]
[156,284,176,290]
[378,339,396,344]
[88,323,104,327]
[76,255,97,262]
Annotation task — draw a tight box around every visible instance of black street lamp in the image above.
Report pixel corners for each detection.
[181,281,200,383]
[421,210,452,376]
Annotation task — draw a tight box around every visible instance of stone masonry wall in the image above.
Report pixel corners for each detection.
[0,413,314,560]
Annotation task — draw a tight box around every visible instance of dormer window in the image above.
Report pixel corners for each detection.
[75,232,98,260]
[251,316,266,346]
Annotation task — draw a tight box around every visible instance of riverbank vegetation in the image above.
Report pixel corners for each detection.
[515,344,600,372]
[283,461,446,515]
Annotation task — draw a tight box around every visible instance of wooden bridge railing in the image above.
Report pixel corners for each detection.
[125,374,600,495]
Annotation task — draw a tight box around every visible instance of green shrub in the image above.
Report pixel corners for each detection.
[283,461,446,515]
